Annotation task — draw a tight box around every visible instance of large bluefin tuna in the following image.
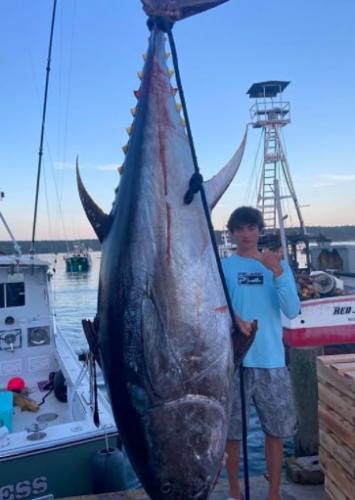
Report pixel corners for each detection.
[78,1,250,498]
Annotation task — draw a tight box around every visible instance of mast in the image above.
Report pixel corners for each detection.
[247,81,309,267]
[30,0,58,255]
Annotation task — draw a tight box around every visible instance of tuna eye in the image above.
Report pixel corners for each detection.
[161,482,172,494]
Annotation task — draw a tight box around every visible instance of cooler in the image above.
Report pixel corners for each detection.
[0,391,13,432]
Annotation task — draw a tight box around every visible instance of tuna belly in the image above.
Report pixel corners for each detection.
[145,395,227,499]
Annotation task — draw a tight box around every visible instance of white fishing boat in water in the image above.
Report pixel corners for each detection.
[0,199,120,499]
[233,81,355,350]
[283,295,355,348]
[0,2,123,496]
[64,243,92,273]
[309,241,355,292]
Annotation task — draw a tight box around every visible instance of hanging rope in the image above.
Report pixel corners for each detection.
[148,16,253,500]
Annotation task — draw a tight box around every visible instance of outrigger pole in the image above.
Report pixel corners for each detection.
[30,0,58,254]
[0,192,22,257]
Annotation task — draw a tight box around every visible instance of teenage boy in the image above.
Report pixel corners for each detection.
[222,206,300,500]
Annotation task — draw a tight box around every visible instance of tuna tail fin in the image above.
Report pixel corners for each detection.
[204,128,248,210]
[76,157,110,243]
[141,0,230,21]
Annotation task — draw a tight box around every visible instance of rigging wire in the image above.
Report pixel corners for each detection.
[279,128,296,229]
[56,0,77,224]
[44,136,71,253]
[30,0,58,254]
[244,128,264,206]
[42,160,54,242]
[22,3,59,253]
[30,0,76,254]
[280,127,289,160]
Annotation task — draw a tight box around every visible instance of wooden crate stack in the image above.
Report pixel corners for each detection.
[317,353,355,500]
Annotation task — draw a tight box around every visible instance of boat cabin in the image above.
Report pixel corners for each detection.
[0,254,116,464]
[0,256,57,398]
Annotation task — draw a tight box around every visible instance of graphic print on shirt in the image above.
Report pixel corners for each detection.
[238,272,264,285]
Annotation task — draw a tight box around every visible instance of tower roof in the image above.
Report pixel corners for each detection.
[247,81,290,98]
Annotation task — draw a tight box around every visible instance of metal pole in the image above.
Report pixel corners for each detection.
[274,178,288,259]
[275,127,307,236]
[30,0,58,254]
[0,209,22,257]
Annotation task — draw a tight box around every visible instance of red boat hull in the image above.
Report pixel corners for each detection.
[282,295,355,348]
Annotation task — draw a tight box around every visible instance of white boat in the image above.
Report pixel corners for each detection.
[0,3,121,493]
[282,269,355,347]
[309,242,355,292]
[64,243,92,273]
[283,293,355,348]
[229,81,355,350]
[0,217,120,498]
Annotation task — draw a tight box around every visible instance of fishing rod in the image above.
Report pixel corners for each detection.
[30,0,58,254]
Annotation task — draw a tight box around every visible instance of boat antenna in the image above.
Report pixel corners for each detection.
[30,0,58,255]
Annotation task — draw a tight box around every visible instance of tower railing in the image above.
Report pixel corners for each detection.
[250,101,290,128]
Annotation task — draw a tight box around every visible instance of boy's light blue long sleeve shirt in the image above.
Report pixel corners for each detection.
[222,254,300,368]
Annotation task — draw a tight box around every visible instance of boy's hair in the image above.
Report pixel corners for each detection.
[227,206,264,232]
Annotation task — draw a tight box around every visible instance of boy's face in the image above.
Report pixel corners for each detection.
[232,224,260,252]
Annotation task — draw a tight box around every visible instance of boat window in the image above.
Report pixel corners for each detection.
[2,282,25,307]
[0,284,4,308]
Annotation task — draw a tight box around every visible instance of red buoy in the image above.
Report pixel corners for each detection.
[7,376,25,393]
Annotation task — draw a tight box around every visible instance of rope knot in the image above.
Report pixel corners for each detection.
[147,16,174,33]
[184,172,203,205]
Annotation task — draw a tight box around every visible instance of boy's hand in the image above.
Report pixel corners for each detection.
[235,315,254,337]
[231,318,258,368]
[261,249,283,277]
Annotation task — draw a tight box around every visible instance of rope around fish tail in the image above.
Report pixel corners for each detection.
[147,16,251,500]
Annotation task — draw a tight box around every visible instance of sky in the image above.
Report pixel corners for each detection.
[0,0,354,242]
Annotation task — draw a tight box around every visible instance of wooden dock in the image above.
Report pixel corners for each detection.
[62,474,325,499]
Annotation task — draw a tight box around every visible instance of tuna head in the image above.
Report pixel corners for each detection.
[142,396,227,498]
[77,21,247,500]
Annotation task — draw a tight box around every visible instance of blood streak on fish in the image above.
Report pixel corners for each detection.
[159,127,169,195]
[215,305,228,313]
[166,202,172,263]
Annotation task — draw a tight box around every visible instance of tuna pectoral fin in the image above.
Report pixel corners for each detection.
[76,158,110,243]
[142,0,230,21]
[204,128,248,210]
[81,318,102,368]
[232,319,257,368]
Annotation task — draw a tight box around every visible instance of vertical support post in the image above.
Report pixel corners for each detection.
[289,346,323,456]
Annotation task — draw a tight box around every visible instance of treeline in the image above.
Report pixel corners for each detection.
[1,226,354,255]
[305,226,355,241]
[215,226,355,244]
[0,239,101,255]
